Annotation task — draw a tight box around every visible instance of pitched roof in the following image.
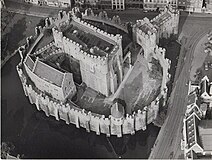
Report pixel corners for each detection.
[33,59,64,87]
[185,113,201,150]
[111,102,125,119]
[25,55,35,71]
[200,76,210,95]
[198,120,212,151]
[187,91,197,106]
[151,12,172,27]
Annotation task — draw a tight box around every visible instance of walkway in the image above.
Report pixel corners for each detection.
[149,17,212,159]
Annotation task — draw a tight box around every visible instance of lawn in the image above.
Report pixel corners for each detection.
[1,11,42,63]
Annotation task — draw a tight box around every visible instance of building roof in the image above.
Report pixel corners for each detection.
[200,76,210,96]
[25,55,35,71]
[151,12,172,27]
[33,59,64,87]
[138,23,156,35]
[187,91,198,106]
[63,21,114,56]
[198,120,212,151]
[111,102,125,119]
[186,104,202,119]
[185,113,201,150]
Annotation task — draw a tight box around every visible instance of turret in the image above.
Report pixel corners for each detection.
[110,102,125,125]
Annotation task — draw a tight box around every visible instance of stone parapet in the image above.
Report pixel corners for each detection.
[16,64,162,137]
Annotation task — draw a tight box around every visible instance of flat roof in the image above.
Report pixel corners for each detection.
[138,23,156,35]
[63,22,114,56]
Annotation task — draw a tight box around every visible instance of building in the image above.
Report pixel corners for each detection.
[143,0,178,11]
[182,76,212,159]
[111,0,125,10]
[16,6,179,136]
[133,5,179,58]
[178,0,212,13]
[183,113,212,159]
[125,0,143,9]
[206,0,212,12]
[200,76,212,103]
[24,55,76,102]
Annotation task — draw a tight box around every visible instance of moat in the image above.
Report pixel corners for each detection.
[1,53,160,158]
[2,5,181,158]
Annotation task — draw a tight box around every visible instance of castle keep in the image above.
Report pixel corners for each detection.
[17,6,179,137]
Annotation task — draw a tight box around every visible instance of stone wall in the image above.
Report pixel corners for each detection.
[133,17,157,59]
[17,64,161,137]
[82,8,128,33]
[150,7,179,38]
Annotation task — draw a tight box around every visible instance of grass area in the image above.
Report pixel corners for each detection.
[119,55,162,113]
[1,10,15,32]
[1,12,42,62]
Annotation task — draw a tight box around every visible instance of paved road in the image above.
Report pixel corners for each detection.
[149,16,212,159]
[4,0,61,17]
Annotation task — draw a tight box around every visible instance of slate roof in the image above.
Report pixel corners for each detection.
[25,55,35,71]
[151,12,172,27]
[111,102,125,119]
[33,60,64,87]
[198,120,212,151]
[187,91,197,106]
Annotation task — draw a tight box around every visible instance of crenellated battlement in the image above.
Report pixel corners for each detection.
[53,27,109,66]
[72,16,122,45]
[33,42,55,55]
[154,45,166,57]
[82,8,128,33]
[135,18,157,39]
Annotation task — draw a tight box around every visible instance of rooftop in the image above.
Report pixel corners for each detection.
[33,59,65,87]
[151,12,172,27]
[25,55,35,71]
[198,120,212,151]
[63,21,114,56]
[111,102,125,119]
[185,113,200,149]
[187,91,198,106]
[138,23,156,35]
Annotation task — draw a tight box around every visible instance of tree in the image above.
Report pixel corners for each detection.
[1,142,15,159]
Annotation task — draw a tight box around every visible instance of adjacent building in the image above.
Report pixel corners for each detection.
[111,0,125,10]
[182,76,212,159]
[143,0,178,11]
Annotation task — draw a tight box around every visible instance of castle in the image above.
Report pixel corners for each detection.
[17,5,179,137]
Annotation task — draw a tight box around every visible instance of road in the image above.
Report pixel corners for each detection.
[4,0,61,17]
[149,16,212,159]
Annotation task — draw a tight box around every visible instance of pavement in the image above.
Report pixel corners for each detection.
[4,0,61,17]
[148,15,212,159]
